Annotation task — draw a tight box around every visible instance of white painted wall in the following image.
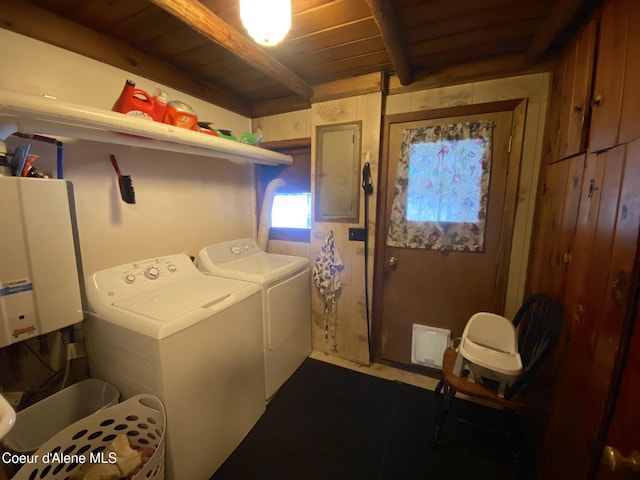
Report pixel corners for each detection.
[1,29,256,275]
[0,29,257,389]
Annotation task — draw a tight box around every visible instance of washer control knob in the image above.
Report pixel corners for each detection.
[243,244,250,250]
[144,266,160,279]
[231,245,241,255]
[167,264,177,273]
[124,274,136,284]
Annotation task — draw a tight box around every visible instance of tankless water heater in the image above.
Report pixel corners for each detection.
[0,176,84,347]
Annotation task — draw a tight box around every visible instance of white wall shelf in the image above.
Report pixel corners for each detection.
[0,89,292,166]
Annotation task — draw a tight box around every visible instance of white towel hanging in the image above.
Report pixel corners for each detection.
[313,230,343,349]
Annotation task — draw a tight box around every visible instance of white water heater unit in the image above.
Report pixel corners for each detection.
[0,176,84,347]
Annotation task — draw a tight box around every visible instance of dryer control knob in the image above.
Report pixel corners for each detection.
[124,274,136,284]
[167,264,177,273]
[144,266,160,279]
[231,245,241,255]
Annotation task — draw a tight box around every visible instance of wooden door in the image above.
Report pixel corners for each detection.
[589,0,628,153]
[597,305,640,479]
[593,137,640,478]
[373,101,523,367]
[540,140,640,479]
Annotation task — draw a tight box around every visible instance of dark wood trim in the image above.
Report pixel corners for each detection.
[260,138,312,152]
[525,0,596,64]
[364,0,412,85]
[269,227,311,243]
[0,0,252,117]
[389,55,551,96]
[149,0,314,99]
[312,72,384,103]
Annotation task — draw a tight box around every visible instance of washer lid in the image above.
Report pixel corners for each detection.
[90,275,260,339]
[113,275,241,321]
[202,252,308,283]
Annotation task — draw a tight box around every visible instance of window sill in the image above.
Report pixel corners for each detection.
[269,227,310,243]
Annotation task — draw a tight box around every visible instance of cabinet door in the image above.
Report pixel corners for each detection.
[618,0,640,144]
[589,0,629,153]
[528,155,584,297]
[539,146,626,479]
[556,44,576,161]
[565,20,596,157]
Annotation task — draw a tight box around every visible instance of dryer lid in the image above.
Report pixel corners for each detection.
[199,238,308,284]
[206,253,308,283]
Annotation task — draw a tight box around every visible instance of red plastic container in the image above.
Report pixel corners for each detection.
[112,80,166,121]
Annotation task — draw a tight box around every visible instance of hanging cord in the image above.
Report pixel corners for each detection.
[362,160,374,364]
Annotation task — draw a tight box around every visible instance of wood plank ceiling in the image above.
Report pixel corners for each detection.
[0,0,602,117]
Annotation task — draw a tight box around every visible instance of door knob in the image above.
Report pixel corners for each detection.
[601,446,640,473]
[388,256,397,267]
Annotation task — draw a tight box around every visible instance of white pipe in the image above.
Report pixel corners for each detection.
[257,178,285,251]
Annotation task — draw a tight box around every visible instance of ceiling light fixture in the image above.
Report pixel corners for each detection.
[240,0,291,47]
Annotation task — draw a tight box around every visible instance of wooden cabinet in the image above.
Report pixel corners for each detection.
[544,21,596,163]
[617,0,640,144]
[565,22,596,158]
[530,1,640,476]
[528,154,584,298]
[537,144,640,479]
[588,0,629,153]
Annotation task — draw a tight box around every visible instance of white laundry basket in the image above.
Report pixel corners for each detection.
[10,394,165,480]
[3,379,120,455]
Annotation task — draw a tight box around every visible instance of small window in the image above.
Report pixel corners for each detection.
[271,192,312,228]
[256,139,311,242]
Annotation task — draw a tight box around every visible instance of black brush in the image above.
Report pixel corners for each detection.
[110,154,135,204]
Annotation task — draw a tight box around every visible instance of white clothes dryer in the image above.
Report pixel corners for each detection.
[198,238,311,399]
[84,253,265,480]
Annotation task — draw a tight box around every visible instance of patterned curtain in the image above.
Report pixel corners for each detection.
[386,120,494,252]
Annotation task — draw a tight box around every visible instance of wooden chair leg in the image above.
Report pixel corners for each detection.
[434,377,445,397]
[430,384,456,451]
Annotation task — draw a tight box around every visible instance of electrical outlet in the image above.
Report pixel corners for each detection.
[348,228,366,241]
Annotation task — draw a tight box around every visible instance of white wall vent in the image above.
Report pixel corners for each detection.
[411,325,451,369]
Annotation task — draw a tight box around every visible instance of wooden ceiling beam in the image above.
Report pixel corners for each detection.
[149,0,314,99]
[525,0,593,64]
[364,0,412,85]
[0,0,252,116]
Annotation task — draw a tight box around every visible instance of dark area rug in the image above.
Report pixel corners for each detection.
[211,358,534,480]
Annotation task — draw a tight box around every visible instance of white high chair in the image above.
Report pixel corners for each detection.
[452,312,523,397]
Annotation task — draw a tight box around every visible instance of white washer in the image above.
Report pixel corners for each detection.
[198,238,311,399]
[84,253,265,480]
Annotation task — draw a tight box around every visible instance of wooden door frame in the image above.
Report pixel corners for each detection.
[371,99,527,365]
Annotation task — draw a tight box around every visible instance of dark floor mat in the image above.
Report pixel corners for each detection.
[211,358,533,480]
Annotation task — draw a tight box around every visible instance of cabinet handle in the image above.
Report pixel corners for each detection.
[574,105,583,113]
[601,446,640,473]
[591,95,602,108]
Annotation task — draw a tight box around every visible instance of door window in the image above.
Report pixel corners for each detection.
[386,120,494,252]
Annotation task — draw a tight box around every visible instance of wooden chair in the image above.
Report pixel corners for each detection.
[431,293,564,456]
